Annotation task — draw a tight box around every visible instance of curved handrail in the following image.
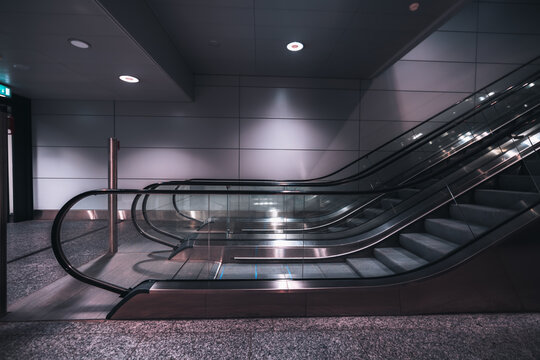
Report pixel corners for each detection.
[155,54,540,186]
[132,91,540,242]
[130,110,538,258]
[138,69,540,191]
[51,191,130,295]
[51,128,540,293]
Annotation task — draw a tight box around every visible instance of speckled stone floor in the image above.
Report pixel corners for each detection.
[3,222,540,359]
[0,313,538,359]
[6,220,113,304]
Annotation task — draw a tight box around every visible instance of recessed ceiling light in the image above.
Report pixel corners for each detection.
[409,2,420,11]
[286,41,304,52]
[69,38,91,49]
[119,75,139,83]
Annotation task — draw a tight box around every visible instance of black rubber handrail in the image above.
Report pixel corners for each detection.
[131,108,540,245]
[131,68,540,247]
[51,137,540,295]
[138,72,540,192]
[154,54,540,186]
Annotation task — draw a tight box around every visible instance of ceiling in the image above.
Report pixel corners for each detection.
[0,0,466,101]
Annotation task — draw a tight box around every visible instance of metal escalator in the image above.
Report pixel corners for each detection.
[49,59,540,319]
[131,59,540,252]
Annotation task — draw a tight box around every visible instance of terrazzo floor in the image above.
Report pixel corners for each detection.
[6,220,112,304]
[3,221,540,359]
[1,313,539,359]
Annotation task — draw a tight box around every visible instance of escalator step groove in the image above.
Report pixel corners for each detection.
[474,189,540,210]
[399,233,459,261]
[346,258,394,278]
[424,218,487,245]
[449,203,515,228]
[373,247,428,273]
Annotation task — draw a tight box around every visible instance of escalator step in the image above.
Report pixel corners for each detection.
[364,207,384,219]
[381,198,402,210]
[218,264,256,280]
[497,175,540,192]
[373,247,428,273]
[399,233,459,261]
[424,218,487,245]
[287,264,324,279]
[346,258,394,278]
[175,261,220,280]
[449,203,516,228]
[475,189,540,210]
[256,264,293,280]
[316,263,359,278]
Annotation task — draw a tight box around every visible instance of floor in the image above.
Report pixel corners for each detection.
[1,314,539,359]
[2,221,540,358]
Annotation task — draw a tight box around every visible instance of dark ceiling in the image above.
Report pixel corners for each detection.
[146,0,464,78]
[0,0,466,101]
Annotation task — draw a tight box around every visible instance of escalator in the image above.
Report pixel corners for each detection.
[130,57,540,252]
[50,59,540,319]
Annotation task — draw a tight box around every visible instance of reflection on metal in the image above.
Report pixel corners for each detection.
[50,125,540,296]
[108,138,119,254]
[108,204,540,319]
[48,60,540,300]
[135,70,540,243]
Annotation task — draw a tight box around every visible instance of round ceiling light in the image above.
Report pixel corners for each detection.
[286,41,304,52]
[409,2,420,12]
[119,75,139,83]
[68,38,91,49]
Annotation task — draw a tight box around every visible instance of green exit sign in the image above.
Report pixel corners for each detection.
[0,84,11,98]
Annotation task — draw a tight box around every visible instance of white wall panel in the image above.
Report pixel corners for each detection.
[240,76,359,90]
[118,148,239,179]
[239,150,358,180]
[32,100,113,115]
[477,33,540,64]
[33,178,108,210]
[115,87,239,117]
[195,75,240,87]
[32,115,113,147]
[366,61,475,92]
[33,147,108,178]
[116,116,239,148]
[359,121,420,151]
[402,31,476,62]
[475,63,520,91]
[240,118,358,150]
[360,91,466,122]
[240,87,359,120]
[479,2,540,34]
[439,2,477,32]
[31,2,540,210]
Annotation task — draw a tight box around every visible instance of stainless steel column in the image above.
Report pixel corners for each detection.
[108,138,118,254]
[0,109,8,316]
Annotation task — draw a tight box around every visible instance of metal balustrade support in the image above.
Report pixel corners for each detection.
[108,137,119,254]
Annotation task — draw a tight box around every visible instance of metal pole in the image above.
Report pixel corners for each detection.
[108,137,118,253]
[0,109,8,316]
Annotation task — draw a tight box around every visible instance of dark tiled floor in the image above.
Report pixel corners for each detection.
[0,314,539,359]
